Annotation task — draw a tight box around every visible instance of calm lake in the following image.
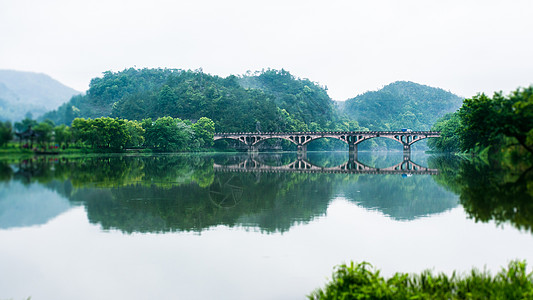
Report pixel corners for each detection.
[1,151,532,300]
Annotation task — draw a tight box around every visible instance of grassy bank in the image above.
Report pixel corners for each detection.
[309,261,533,299]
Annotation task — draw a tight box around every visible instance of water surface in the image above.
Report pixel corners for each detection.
[1,152,532,299]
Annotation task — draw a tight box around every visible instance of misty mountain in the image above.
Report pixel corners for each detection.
[342,81,463,130]
[0,70,80,122]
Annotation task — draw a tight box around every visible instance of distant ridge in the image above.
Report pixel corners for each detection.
[0,70,80,121]
[341,81,463,130]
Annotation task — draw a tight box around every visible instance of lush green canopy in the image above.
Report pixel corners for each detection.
[430,86,533,154]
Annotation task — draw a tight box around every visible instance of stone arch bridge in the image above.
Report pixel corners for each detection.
[214,155,438,175]
[214,131,441,153]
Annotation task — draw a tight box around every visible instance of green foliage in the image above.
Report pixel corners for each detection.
[53,124,71,148]
[41,68,336,134]
[72,117,131,150]
[124,120,145,148]
[192,117,215,148]
[343,81,463,131]
[14,117,38,133]
[34,119,55,146]
[428,112,462,152]
[238,69,337,129]
[458,87,533,153]
[0,121,13,147]
[309,260,533,299]
[143,116,193,152]
[429,86,533,154]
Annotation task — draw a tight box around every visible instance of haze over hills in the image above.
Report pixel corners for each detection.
[341,81,464,131]
[0,70,80,122]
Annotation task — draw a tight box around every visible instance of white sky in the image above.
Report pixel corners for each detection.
[1,0,532,100]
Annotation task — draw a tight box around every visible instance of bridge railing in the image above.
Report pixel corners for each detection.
[215,131,441,135]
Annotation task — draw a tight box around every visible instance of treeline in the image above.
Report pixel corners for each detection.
[0,115,215,152]
[429,86,533,155]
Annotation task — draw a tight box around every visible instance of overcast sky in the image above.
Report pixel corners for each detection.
[1,0,532,100]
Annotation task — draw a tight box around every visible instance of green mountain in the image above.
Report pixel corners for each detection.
[0,70,80,122]
[342,81,463,130]
[238,69,336,129]
[42,68,337,133]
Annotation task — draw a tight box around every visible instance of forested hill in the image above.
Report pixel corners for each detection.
[42,68,337,132]
[342,81,463,130]
[0,70,80,122]
[238,69,335,129]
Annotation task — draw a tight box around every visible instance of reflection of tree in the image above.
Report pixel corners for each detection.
[209,175,243,208]
[2,155,214,189]
[79,172,332,234]
[0,160,13,182]
[432,155,533,233]
[1,155,332,233]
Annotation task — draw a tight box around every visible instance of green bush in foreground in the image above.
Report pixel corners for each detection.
[309,261,533,299]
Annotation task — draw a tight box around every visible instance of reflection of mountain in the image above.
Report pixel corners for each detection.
[74,172,331,233]
[0,153,462,233]
[214,153,457,221]
[339,175,458,220]
[0,181,73,229]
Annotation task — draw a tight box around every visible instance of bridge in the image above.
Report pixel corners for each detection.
[213,155,438,175]
[214,131,441,153]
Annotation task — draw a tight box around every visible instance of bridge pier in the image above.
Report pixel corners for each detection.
[248,144,258,152]
[403,144,411,156]
[297,150,307,160]
[297,144,307,153]
[348,143,357,154]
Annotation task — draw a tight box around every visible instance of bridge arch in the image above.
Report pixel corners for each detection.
[214,131,441,152]
[250,135,298,147]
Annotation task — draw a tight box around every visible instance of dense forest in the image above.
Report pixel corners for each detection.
[342,81,463,130]
[42,68,340,133]
[41,69,463,134]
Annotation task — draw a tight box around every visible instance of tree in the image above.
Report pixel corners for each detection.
[0,121,12,147]
[14,117,38,133]
[144,116,193,152]
[157,85,177,116]
[34,120,55,147]
[71,117,130,150]
[458,93,501,151]
[125,120,145,148]
[458,87,533,153]
[71,118,94,146]
[54,124,72,148]
[428,112,462,152]
[192,117,215,148]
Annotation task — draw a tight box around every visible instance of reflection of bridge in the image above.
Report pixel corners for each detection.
[214,155,439,175]
[214,131,441,153]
